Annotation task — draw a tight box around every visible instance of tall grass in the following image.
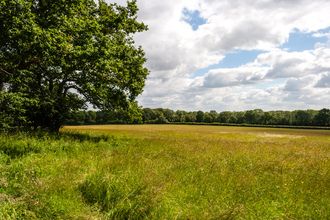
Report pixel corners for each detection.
[1,126,330,219]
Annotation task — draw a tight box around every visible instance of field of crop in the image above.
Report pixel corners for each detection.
[1,125,330,219]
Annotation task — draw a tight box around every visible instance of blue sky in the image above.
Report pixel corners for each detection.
[182,8,207,31]
[192,26,330,78]
[194,50,267,77]
[111,0,330,112]
[280,27,330,52]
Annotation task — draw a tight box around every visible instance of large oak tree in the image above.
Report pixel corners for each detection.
[0,0,149,132]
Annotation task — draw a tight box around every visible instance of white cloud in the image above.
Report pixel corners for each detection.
[313,32,330,38]
[106,0,330,111]
[283,76,316,91]
[313,31,330,48]
[196,48,330,89]
[256,48,330,78]
[202,67,269,88]
[315,73,330,88]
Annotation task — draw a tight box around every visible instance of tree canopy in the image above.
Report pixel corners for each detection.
[0,0,149,132]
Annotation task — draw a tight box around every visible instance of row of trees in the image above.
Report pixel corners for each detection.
[65,108,330,127]
[142,108,330,126]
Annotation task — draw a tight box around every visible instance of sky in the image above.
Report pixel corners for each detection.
[107,0,330,112]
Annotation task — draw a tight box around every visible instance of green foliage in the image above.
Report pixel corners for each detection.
[261,111,272,125]
[244,110,256,124]
[294,110,313,126]
[315,108,330,126]
[204,112,214,123]
[228,114,237,123]
[218,111,232,123]
[162,109,176,122]
[0,0,149,132]
[196,110,205,122]
[142,108,153,123]
[0,92,36,132]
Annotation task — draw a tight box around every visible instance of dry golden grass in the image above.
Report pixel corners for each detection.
[64,124,330,136]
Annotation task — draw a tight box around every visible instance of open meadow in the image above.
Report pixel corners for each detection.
[1,125,330,219]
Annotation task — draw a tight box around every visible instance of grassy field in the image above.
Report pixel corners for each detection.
[1,125,330,219]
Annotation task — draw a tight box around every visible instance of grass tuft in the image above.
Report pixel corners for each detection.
[79,171,154,219]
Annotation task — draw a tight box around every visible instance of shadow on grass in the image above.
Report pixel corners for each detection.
[0,130,118,159]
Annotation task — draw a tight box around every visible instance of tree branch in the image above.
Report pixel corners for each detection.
[63,85,79,98]
[66,77,78,82]
[18,56,42,70]
[0,68,13,76]
[37,63,46,71]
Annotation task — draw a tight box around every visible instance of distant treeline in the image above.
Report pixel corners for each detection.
[65,108,330,127]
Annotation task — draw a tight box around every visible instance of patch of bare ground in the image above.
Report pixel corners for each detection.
[255,132,303,138]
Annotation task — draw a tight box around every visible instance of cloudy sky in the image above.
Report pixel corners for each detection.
[108,0,330,112]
